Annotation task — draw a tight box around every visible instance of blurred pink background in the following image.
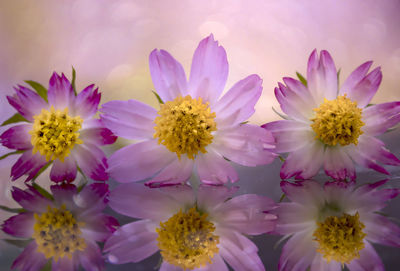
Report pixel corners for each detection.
[0,0,400,268]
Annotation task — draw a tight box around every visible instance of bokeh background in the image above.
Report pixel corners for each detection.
[0,0,399,270]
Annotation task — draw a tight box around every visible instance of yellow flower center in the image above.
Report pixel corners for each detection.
[156,206,219,270]
[33,205,86,261]
[30,106,83,162]
[153,95,217,160]
[310,95,364,146]
[313,212,366,264]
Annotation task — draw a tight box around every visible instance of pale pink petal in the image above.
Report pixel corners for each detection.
[274,78,316,121]
[339,61,372,96]
[195,254,228,271]
[149,49,188,102]
[107,140,175,183]
[280,141,325,180]
[188,34,228,105]
[0,124,32,150]
[274,202,316,235]
[310,254,341,271]
[47,72,75,110]
[104,220,158,264]
[11,241,48,271]
[307,50,338,104]
[72,84,101,119]
[262,120,314,153]
[347,242,384,271]
[195,149,238,185]
[100,99,157,140]
[51,254,79,271]
[109,183,193,221]
[2,213,34,238]
[146,156,194,187]
[218,230,265,271]
[79,124,117,146]
[213,74,262,128]
[72,143,108,181]
[362,213,400,247]
[280,180,325,206]
[81,214,119,243]
[11,186,52,213]
[160,262,182,271]
[11,151,48,182]
[278,231,316,271]
[213,194,277,235]
[197,185,239,212]
[362,101,400,136]
[50,183,77,208]
[78,240,105,271]
[212,124,276,167]
[340,65,382,108]
[323,147,356,181]
[7,85,48,122]
[50,156,77,183]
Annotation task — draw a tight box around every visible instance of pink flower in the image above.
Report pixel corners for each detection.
[101,34,275,186]
[0,72,117,183]
[263,50,400,181]
[274,180,400,271]
[2,183,119,271]
[104,183,277,270]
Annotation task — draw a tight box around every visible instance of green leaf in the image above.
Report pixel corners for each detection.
[71,66,77,96]
[279,155,286,162]
[77,181,88,193]
[279,193,286,202]
[240,121,249,125]
[152,91,164,104]
[1,113,28,126]
[32,182,54,201]
[272,107,289,120]
[296,72,307,87]
[40,260,52,271]
[25,80,48,102]
[31,162,52,183]
[0,205,25,213]
[4,239,32,248]
[0,150,24,161]
[337,68,341,86]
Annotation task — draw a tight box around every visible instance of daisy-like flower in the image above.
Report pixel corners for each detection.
[263,50,400,181]
[100,34,275,186]
[275,180,400,271]
[1,183,119,271]
[0,72,117,183]
[104,183,276,270]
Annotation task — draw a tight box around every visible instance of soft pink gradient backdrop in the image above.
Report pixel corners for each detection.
[0,0,399,268]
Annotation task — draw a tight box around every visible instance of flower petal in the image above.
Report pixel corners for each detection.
[78,240,105,271]
[109,183,193,221]
[307,49,338,104]
[0,124,32,150]
[362,101,400,136]
[310,254,341,271]
[2,213,34,238]
[188,34,228,105]
[100,99,157,140]
[72,143,108,181]
[280,180,325,206]
[10,151,48,182]
[196,254,228,271]
[79,120,117,146]
[212,124,276,167]
[146,156,194,187]
[197,185,239,212]
[47,72,75,110]
[51,254,79,271]
[363,213,400,247]
[107,140,175,183]
[274,202,316,235]
[11,241,48,271]
[104,220,158,264]
[262,120,314,153]
[160,262,182,271]
[340,65,382,108]
[213,74,262,128]
[323,147,356,181]
[49,156,77,183]
[195,149,238,185]
[6,85,48,121]
[11,186,52,213]
[347,242,384,271]
[72,84,101,119]
[280,141,325,180]
[149,49,188,102]
[81,214,118,243]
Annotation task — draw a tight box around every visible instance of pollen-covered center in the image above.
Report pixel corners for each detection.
[153,95,217,160]
[156,206,219,270]
[30,106,83,161]
[311,95,364,146]
[33,205,86,261]
[313,212,366,264]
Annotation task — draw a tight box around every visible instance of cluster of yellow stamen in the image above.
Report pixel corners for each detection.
[156,206,219,270]
[311,95,364,146]
[33,205,86,261]
[313,212,366,264]
[153,95,217,159]
[30,106,83,161]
